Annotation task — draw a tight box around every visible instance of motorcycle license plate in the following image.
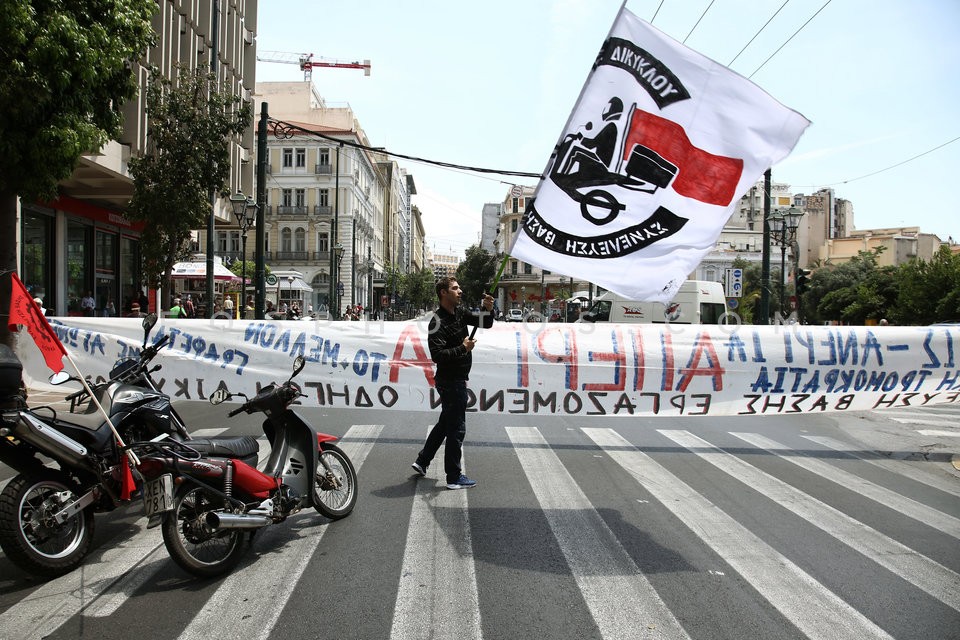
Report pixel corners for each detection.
[142,474,174,516]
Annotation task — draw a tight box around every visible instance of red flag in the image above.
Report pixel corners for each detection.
[119,460,136,501]
[8,273,67,373]
[622,108,743,206]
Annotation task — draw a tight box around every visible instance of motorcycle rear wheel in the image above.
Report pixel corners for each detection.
[161,484,246,577]
[313,443,357,519]
[0,470,94,578]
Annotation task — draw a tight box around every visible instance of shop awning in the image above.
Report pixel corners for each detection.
[273,276,312,293]
[171,262,236,281]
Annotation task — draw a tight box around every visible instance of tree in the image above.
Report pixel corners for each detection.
[0,0,156,345]
[893,245,960,325]
[126,65,251,306]
[403,267,436,312]
[455,246,498,306]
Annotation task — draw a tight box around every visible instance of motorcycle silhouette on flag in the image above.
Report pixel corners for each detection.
[550,96,742,227]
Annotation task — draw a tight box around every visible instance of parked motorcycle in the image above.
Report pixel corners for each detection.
[0,339,186,577]
[133,355,357,577]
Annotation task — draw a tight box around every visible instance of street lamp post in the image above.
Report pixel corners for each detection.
[229,192,259,319]
[768,208,803,317]
[334,242,345,319]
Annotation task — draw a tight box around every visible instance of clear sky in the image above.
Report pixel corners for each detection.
[255,0,960,259]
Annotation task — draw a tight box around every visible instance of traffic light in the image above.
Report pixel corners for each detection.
[796,268,812,295]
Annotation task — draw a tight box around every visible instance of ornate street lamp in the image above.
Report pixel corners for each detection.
[229,192,259,319]
[768,208,803,315]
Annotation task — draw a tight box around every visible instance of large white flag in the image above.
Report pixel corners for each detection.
[510,7,810,302]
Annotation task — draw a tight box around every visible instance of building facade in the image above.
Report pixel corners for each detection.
[19,0,257,317]
[206,81,416,317]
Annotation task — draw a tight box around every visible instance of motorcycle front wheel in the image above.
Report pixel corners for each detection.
[0,470,94,578]
[313,443,357,519]
[161,484,246,578]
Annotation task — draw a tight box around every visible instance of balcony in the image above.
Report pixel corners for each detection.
[268,251,331,264]
[315,164,333,175]
[275,205,309,221]
[314,205,332,215]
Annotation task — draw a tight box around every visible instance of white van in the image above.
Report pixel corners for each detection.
[581,280,727,324]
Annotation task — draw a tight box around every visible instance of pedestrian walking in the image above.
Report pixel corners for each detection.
[411,276,495,489]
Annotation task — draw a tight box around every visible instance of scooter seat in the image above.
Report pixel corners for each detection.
[187,436,260,459]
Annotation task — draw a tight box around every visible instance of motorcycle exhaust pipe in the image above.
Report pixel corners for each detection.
[8,413,96,471]
[205,512,272,530]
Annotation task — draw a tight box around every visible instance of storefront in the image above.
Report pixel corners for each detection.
[20,196,145,317]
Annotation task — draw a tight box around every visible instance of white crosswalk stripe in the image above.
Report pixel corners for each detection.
[730,431,960,538]
[509,427,690,640]
[1,420,957,640]
[391,427,482,640]
[802,434,960,498]
[659,429,960,611]
[583,428,895,640]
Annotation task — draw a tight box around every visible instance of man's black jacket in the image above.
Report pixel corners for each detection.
[427,305,495,383]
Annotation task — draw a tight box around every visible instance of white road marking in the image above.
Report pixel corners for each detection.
[731,432,960,538]
[661,429,960,611]
[584,428,894,640]
[391,427,482,640]
[802,435,960,498]
[509,427,690,640]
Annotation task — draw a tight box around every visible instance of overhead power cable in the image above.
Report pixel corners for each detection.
[683,0,716,44]
[748,0,832,79]
[728,0,790,67]
[271,119,540,179]
[794,135,960,188]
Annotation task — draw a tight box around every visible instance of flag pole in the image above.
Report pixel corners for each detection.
[63,351,140,466]
[470,253,511,339]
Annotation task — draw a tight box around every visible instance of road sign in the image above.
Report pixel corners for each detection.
[725,268,743,298]
[265,274,278,286]
[727,298,739,310]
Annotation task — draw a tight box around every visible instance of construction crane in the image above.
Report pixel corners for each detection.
[257,50,371,82]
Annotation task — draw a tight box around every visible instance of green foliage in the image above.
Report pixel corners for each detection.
[402,267,436,311]
[455,246,498,305]
[127,65,252,293]
[0,0,156,201]
[892,245,960,325]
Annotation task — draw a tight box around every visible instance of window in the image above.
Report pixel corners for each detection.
[523,263,532,275]
[295,227,306,252]
[317,232,329,253]
[510,260,517,275]
[512,197,519,213]
[282,189,292,207]
[281,228,292,252]
[295,189,306,208]
[282,148,293,168]
[511,219,518,232]
[319,189,329,207]
[319,148,330,166]
[295,148,306,168]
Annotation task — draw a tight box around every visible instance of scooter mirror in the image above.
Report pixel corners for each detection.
[292,356,306,379]
[209,389,230,405]
[143,313,158,332]
[49,371,72,385]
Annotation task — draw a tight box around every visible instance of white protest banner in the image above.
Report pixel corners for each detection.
[509,7,810,303]
[14,318,960,420]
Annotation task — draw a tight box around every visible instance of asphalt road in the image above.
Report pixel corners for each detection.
[0,400,958,640]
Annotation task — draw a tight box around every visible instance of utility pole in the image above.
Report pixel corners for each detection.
[254,103,268,319]
[759,168,772,325]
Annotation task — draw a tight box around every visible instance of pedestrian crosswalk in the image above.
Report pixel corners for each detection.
[0,419,957,640]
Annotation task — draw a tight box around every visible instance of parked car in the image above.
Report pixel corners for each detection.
[506,308,524,322]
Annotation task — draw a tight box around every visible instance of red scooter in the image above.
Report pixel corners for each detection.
[133,356,357,577]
